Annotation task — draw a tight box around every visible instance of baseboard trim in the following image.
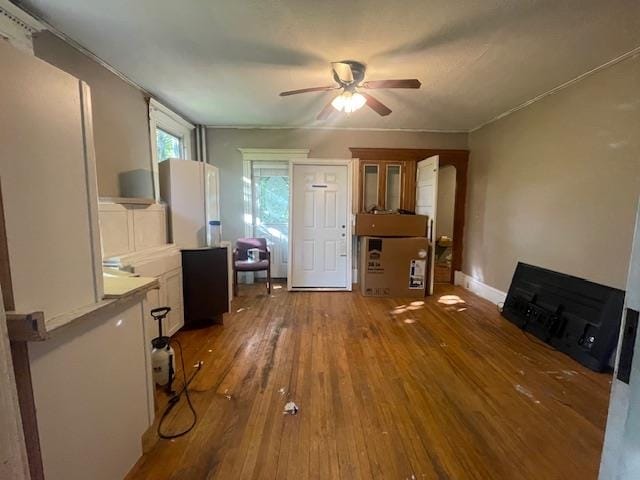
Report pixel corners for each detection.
[454,271,507,305]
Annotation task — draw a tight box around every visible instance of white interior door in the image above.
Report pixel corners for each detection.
[290,162,350,289]
[416,155,439,295]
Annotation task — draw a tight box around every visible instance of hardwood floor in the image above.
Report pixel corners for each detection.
[126,282,612,480]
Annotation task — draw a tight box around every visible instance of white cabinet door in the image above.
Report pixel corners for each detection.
[29,302,150,480]
[204,164,220,246]
[290,162,350,289]
[0,40,102,318]
[165,269,184,335]
[416,155,439,295]
[99,203,134,258]
[132,204,167,251]
[159,159,205,249]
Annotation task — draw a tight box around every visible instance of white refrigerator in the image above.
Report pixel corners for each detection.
[159,158,221,249]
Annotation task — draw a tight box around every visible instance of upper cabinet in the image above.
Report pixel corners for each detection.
[356,159,417,213]
[0,41,103,319]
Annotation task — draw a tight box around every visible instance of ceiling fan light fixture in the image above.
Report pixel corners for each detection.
[331,91,366,113]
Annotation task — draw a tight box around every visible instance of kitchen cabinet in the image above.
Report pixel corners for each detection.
[181,247,229,326]
[100,198,185,338]
[0,39,103,319]
[159,159,220,249]
[164,268,184,334]
[357,159,416,212]
[28,293,154,480]
[351,147,470,284]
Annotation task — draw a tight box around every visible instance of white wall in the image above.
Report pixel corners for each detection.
[464,54,640,292]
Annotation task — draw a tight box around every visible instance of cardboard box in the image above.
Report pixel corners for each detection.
[355,213,428,237]
[359,236,430,297]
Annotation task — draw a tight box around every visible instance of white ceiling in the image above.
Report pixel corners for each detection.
[19,0,640,131]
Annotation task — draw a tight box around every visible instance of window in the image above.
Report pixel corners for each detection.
[156,128,182,162]
[251,162,290,278]
[149,99,194,200]
[254,167,290,226]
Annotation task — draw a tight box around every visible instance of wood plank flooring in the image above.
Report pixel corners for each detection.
[126,282,612,480]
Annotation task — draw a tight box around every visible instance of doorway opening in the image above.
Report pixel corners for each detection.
[435,165,456,284]
[249,161,289,279]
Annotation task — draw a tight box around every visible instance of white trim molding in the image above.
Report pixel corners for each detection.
[150,98,195,132]
[214,125,467,134]
[470,45,640,133]
[0,0,43,53]
[454,271,507,305]
[149,98,195,200]
[238,148,310,161]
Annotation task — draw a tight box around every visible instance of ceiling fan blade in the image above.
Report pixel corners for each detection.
[360,92,392,116]
[279,86,337,96]
[331,62,354,84]
[362,79,422,89]
[317,98,338,120]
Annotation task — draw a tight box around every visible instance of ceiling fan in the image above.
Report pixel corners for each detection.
[279,60,421,120]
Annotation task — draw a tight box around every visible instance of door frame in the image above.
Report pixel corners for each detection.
[288,158,353,292]
[238,148,310,282]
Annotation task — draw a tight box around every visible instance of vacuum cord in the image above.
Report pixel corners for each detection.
[157,338,201,439]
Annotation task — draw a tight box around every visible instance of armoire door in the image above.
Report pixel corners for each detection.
[416,155,439,295]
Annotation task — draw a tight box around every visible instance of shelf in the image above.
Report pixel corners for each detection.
[99,196,156,205]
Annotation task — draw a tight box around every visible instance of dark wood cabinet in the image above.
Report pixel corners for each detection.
[181,247,229,326]
[350,147,469,284]
[357,159,416,213]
